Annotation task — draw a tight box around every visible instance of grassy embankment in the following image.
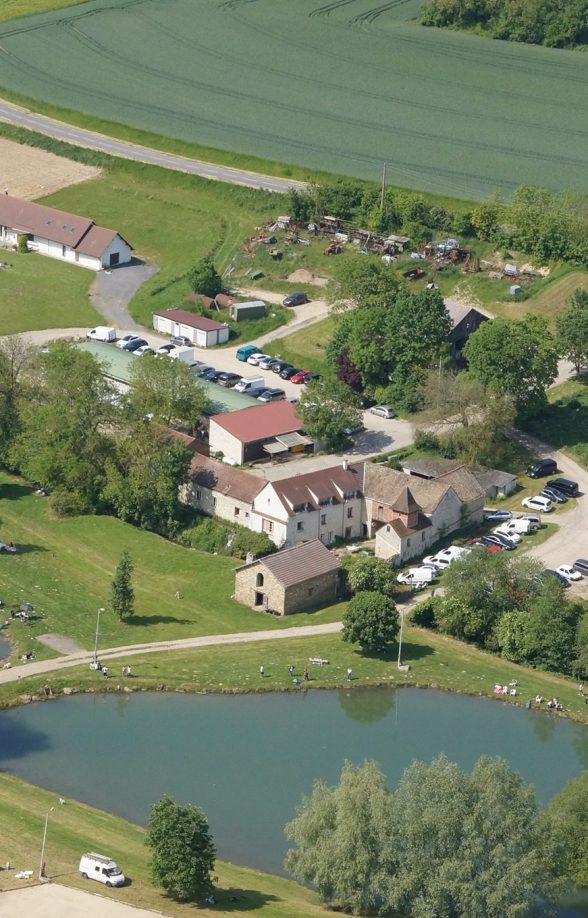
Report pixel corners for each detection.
[0,472,345,664]
[526,377,588,469]
[0,773,329,918]
[0,0,83,19]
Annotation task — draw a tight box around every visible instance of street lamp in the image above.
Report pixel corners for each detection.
[397,609,404,669]
[93,607,105,665]
[39,806,54,880]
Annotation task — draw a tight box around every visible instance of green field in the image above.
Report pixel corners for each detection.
[0,774,330,918]
[0,249,99,334]
[0,472,344,661]
[525,378,588,469]
[1,0,587,198]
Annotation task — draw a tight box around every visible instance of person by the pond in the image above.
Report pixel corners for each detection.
[579,683,584,695]
[102,666,108,678]
[288,664,294,676]
[259,665,264,677]
[293,677,301,687]
[347,667,353,681]
[303,668,309,681]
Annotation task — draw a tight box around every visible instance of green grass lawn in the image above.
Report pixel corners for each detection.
[0,472,345,661]
[0,774,330,918]
[525,377,588,469]
[265,317,334,376]
[0,249,99,334]
[0,1,586,198]
[0,0,83,20]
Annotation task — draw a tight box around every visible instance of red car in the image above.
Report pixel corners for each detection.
[290,370,311,384]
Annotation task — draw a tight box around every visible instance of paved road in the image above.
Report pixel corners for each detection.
[89,262,158,332]
[0,622,344,685]
[0,98,306,194]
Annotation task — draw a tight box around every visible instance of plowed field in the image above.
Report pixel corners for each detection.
[0,0,586,198]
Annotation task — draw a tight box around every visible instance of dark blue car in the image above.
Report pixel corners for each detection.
[123,337,147,352]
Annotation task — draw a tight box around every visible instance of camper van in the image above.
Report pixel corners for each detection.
[79,852,125,887]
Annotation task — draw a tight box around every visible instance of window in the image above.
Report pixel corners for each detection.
[212,497,217,508]
[256,573,264,588]
[406,537,411,547]
[377,505,384,521]
[345,526,352,538]
[297,521,304,531]
[308,587,314,598]
[320,513,326,525]
[195,489,201,500]
[110,252,120,266]
[62,244,66,257]
[347,506,353,519]
[263,519,274,534]
[234,507,240,517]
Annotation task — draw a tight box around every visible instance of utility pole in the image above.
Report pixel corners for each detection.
[93,607,105,666]
[397,610,404,669]
[39,807,54,880]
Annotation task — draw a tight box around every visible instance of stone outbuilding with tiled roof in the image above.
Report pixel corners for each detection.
[234,539,340,615]
[181,454,264,526]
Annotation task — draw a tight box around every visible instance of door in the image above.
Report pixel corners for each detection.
[110,252,120,266]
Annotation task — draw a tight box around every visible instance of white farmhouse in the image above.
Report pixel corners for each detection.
[0,195,132,270]
[153,308,230,348]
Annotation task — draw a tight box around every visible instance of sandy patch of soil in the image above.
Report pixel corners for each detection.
[0,138,101,200]
[287,268,329,287]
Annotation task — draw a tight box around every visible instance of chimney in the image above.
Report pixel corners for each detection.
[342,459,349,471]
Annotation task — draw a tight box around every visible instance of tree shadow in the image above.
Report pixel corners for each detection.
[0,482,33,501]
[398,640,435,663]
[198,888,279,911]
[0,717,52,764]
[9,544,48,555]
[126,614,193,626]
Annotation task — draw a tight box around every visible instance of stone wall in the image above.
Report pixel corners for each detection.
[235,563,339,616]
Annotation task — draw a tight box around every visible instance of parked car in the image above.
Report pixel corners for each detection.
[195,365,215,377]
[257,388,285,402]
[203,369,223,382]
[423,546,470,568]
[521,495,553,513]
[518,513,542,527]
[370,405,396,419]
[217,372,242,387]
[245,386,268,399]
[247,352,271,366]
[303,372,321,383]
[236,344,262,362]
[483,509,512,522]
[170,335,192,348]
[543,569,570,588]
[280,366,300,380]
[359,395,377,409]
[290,370,312,384]
[556,564,582,582]
[500,518,536,535]
[493,525,521,544]
[470,538,502,553]
[283,292,309,307]
[397,567,435,586]
[547,477,579,497]
[116,334,140,349]
[527,458,557,479]
[132,345,155,357]
[484,533,515,551]
[573,559,588,576]
[122,337,148,352]
[271,360,292,374]
[87,326,116,343]
[157,343,176,355]
[343,422,366,437]
[258,357,281,371]
[540,486,568,504]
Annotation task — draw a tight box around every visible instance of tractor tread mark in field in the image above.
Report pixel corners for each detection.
[349,0,415,28]
[54,19,588,172]
[309,0,358,19]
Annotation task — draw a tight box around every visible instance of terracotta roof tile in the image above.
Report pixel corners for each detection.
[154,308,228,332]
[210,401,302,444]
[188,454,264,503]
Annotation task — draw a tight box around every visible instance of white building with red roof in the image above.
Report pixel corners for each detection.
[0,194,132,270]
[153,308,230,348]
[208,400,312,465]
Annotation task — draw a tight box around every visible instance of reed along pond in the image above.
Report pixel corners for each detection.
[1,687,587,876]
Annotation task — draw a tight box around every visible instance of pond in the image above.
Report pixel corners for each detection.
[2,686,588,882]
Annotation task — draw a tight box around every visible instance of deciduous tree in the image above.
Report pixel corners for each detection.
[111,551,135,620]
[326,257,402,312]
[298,377,361,451]
[556,287,588,375]
[188,256,222,298]
[346,556,396,597]
[129,356,208,432]
[342,591,399,651]
[147,795,216,902]
[548,772,588,888]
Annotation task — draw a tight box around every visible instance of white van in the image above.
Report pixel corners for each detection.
[424,546,470,569]
[79,852,125,887]
[87,326,116,343]
[234,375,265,393]
[397,566,435,586]
[501,518,536,536]
[169,347,198,365]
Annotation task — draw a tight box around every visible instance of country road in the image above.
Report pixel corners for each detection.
[0,622,343,685]
[0,98,306,194]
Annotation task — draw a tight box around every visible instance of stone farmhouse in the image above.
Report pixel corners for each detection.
[182,455,485,566]
[399,458,517,500]
[0,195,132,270]
[234,539,340,615]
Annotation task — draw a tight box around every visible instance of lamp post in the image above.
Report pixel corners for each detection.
[39,806,54,880]
[397,609,404,669]
[93,607,105,665]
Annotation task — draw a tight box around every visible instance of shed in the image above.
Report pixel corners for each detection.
[153,309,230,348]
[229,300,267,322]
[208,401,308,465]
[234,539,340,615]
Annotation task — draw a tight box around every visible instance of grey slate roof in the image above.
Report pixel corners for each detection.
[248,540,340,588]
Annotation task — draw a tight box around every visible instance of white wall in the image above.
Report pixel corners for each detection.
[100,234,132,268]
[208,421,244,464]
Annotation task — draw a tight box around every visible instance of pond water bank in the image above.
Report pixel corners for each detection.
[1,686,587,879]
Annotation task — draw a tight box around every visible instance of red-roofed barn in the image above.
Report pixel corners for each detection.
[208,401,311,465]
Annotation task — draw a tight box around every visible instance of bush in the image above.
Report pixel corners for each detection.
[179,517,228,554]
[179,515,275,559]
[17,235,29,254]
[413,429,441,452]
[50,488,90,517]
[410,597,439,629]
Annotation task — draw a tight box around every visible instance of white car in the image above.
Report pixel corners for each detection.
[370,405,396,419]
[157,343,176,355]
[556,564,582,582]
[521,496,553,513]
[493,525,521,544]
[423,546,470,569]
[247,353,271,366]
[397,566,435,585]
[116,334,140,349]
[132,345,155,357]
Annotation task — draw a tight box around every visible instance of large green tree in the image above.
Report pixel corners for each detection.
[111,551,135,621]
[0,335,35,462]
[298,377,361,451]
[548,772,588,888]
[342,591,399,651]
[11,342,116,512]
[147,795,216,902]
[129,356,208,432]
[346,556,396,597]
[556,287,588,375]
[285,760,392,914]
[102,424,192,536]
[327,256,402,312]
[285,756,557,917]
[188,256,222,298]
[464,314,558,417]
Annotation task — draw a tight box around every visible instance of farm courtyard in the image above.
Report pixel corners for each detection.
[0,0,586,199]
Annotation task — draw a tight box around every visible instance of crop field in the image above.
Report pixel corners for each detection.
[0,1,587,199]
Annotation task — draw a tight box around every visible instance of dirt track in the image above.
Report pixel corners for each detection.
[0,136,101,199]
